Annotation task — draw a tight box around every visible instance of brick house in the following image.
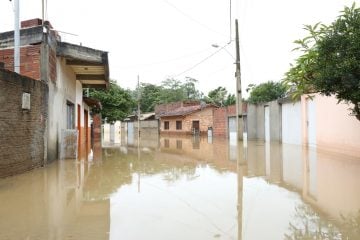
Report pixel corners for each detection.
[158,103,218,135]
[0,19,109,162]
[156,101,248,137]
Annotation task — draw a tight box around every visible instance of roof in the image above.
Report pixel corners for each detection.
[124,112,156,121]
[0,19,109,89]
[83,97,102,109]
[57,42,109,89]
[159,104,216,117]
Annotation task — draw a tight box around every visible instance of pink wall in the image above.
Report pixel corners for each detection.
[306,94,360,157]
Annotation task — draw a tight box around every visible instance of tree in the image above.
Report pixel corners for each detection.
[283,3,360,120]
[139,83,162,112]
[207,86,227,106]
[205,86,235,106]
[314,3,360,120]
[224,94,236,106]
[89,81,135,123]
[183,77,202,100]
[159,78,186,103]
[247,81,286,104]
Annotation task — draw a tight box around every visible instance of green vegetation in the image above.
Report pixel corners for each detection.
[283,3,360,120]
[88,81,135,123]
[246,81,286,104]
[88,77,237,122]
[205,86,236,106]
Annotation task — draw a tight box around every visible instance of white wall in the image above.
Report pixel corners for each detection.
[281,102,302,145]
[47,57,77,161]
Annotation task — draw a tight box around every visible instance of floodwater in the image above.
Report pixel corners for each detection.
[0,136,359,240]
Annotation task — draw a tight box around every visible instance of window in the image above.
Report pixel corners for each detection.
[176,140,182,149]
[164,139,170,148]
[66,101,75,129]
[176,121,182,130]
[164,121,169,130]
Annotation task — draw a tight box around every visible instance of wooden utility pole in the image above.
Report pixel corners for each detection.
[235,19,243,140]
[137,75,141,141]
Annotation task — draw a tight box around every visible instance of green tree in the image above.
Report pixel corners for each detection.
[205,86,236,106]
[89,81,135,123]
[139,83,162,112]
[224,93,236,106]
[314,3,360,120]
[183,77,202,100]
[207,86,228,106]
[283,3,360,120]
[159,78,186,103]
[247,81,286,104]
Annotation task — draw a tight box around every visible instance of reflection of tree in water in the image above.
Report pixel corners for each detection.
[83,150,133,200]
[340,210,360,240]
[284,204,342,240]
[285,203,360,240]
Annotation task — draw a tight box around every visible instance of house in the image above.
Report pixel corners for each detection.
[157,102,218,135]
[0,18,109,162]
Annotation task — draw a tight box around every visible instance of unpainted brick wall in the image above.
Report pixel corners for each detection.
[0,69,48,178]
[213,105,236,137]
[0,45,42,80]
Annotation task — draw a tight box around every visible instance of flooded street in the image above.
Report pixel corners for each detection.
[0,136,359,240]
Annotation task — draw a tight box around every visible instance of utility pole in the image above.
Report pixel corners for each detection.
[14,0,20,73]
[137,75,141,142]
[235,19,243,141]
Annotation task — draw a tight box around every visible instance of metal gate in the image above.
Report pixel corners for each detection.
[127,122,134,145]
[228,116,237,141]
[265,106,270,142]
[307,99,317,147]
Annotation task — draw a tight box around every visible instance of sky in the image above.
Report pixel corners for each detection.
[0,0,358,97]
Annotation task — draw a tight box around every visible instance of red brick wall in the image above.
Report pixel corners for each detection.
[0,69,48,178]
[213,105,237,137]
[0,45,41,80]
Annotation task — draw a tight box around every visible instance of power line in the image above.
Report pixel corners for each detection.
[172,42,232,78]
[111,47,213,69]
[163,0,227,38]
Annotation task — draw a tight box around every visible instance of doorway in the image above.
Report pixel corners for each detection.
[84,109,89,148]
[192,121,200,135]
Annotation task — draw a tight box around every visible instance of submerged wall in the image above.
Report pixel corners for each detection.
[0,69,48,178]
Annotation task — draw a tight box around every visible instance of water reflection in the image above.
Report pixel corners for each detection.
[0,134,359,239]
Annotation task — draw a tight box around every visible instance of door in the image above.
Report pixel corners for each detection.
[264,106,270,142]
[77,104,81,146]
[84,110,88,147]
[228,116,237,147]
[307,99,316,147]
[127,122,134,145]
[192,121,200,135]
[281,102,301,145]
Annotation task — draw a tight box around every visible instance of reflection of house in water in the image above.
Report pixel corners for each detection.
[245,141,360,231]
[158,136,238,172]
[0,160,110,240]
[120,113,159,148]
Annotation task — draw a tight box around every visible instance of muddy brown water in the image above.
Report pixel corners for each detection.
[0,136,359,240]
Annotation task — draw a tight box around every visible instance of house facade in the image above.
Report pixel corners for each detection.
[158,104,217,135]
[0,19,109,162]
